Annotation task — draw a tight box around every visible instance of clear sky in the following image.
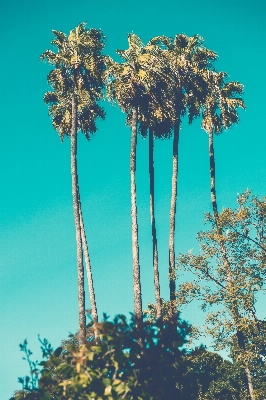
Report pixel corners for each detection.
[0,0,266,397]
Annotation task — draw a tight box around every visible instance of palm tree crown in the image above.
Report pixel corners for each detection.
[202,71,245,135]
[41,23,105,140]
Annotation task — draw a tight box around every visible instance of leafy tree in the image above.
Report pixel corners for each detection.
[176,191,266,399]
[182,346,248,399]
[200,71,255,395]
[11,314,189,399]
[12,313,260,399]
[40,23,106,342]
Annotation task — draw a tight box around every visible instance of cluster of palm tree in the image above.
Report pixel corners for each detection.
[40,23,245,354]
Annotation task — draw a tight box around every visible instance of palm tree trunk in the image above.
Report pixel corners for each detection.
[149,128,161,319]
[77,189,99,340]
[208,129,218,219]
[71,93,86,344]
[130,106,142,321]
[169,118,180,319]
[208,129,254,399]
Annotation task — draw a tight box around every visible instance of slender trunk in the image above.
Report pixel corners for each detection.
[208,129,254,399]
[237,331,255,400]
[71,93,86,344]
[149,129,161,319]
[169,118,180,319]
[130,106,142,321]
[245,367,255,400]
[77,189,99,340]
[208,129,218,219]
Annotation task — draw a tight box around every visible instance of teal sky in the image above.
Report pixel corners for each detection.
[1,0,266,397]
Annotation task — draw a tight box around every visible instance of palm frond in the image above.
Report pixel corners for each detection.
[41,23,106,140]
[43,91,58,104]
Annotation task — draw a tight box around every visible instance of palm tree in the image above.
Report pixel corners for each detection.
[149,128,161,318]
[202,71,245,221]
[125,48,174,320]
[40,23,105,343]
[201,71,254,398]
[141,90,174,320]
[105,34,166,322]
[150,34,217,318]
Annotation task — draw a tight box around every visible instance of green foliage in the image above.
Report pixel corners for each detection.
[11,314,251,400]
[144,298,173,323]
[40,23,106,141]
[17,340,39,391]
[149,33,218,126]
[105,32,220,139]
[11,314,186,399]
[201,71,245,135]
[35,24,264,399]
[182,346,247,399]
[16,337,54,395]
[104,33,172,132]
[176,190,266,398]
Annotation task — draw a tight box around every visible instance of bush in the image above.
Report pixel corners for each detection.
[11,313,247,399]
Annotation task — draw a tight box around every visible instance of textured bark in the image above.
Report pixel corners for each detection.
[78,189,99,340]
[169,119,180,318]
[208,129,254,399]
[245,366,255,400]
[237,331,255,400]
[130,106,142,321]
[149,129,161,318]
[71,93,86,344]
[208,130,218,219]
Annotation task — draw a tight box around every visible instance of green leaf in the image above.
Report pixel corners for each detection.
[104,385,112,395]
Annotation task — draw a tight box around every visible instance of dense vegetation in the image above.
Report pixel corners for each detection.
[11,314,265,399]
[10,23,265,399]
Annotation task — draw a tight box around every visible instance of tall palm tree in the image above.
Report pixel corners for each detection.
[124,47,174,320]
[202,71,245,221]
[149,128,161,318]
[150,34,217,318]
[201,71,254,399]
[105,34,165,322]
[40,23,105,343]
[140,88,174,320]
